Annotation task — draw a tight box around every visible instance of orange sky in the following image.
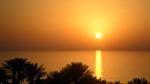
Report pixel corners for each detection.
[0,0,150,50]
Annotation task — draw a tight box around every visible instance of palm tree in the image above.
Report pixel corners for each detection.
[97,79,107,84]
[24,63,46,84]
[46,62,93,84]
[3,58,29,84]
[114,81,121,84]
[0,68,9,84]
[128,78,148,84]
[61,62,92,84]
[78,75,98,84]
[46,71,69,84]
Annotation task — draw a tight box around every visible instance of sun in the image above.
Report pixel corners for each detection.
[95,32,103,39]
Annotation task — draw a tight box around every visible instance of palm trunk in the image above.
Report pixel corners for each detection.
[29,79,34,84]
[29,81,34,84]
[20,80,23,84]
[12,72,16,84]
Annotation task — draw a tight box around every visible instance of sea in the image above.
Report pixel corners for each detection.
[0,50,150,82]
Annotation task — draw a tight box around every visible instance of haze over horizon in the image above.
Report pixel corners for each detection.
[0,0,150,51]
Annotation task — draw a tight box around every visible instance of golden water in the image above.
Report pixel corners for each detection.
[95,50,102,79]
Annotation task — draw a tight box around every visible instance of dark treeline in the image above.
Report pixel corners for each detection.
[0,58,149,84]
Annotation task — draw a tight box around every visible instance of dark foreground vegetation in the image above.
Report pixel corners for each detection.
[0,58,149,84]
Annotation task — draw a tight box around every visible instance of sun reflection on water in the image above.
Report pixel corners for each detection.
[95,50,103,79]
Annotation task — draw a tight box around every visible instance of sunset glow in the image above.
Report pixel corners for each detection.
[95,50,102,79]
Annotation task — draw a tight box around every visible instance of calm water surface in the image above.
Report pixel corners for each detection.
[0,50,150,82]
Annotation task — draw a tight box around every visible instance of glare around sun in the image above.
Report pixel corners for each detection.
[96,32,102,39]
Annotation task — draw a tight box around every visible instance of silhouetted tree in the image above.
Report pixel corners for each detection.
[3,58,29,84]
[61,62,93,84]
[46,62,93,84]
[128,78,148,84]
[78,75,98,84]
[0,68,9,84]
[97,79,107,84]
[24,63,46,84]
[114,81,121,84]
[46,71,69,84]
